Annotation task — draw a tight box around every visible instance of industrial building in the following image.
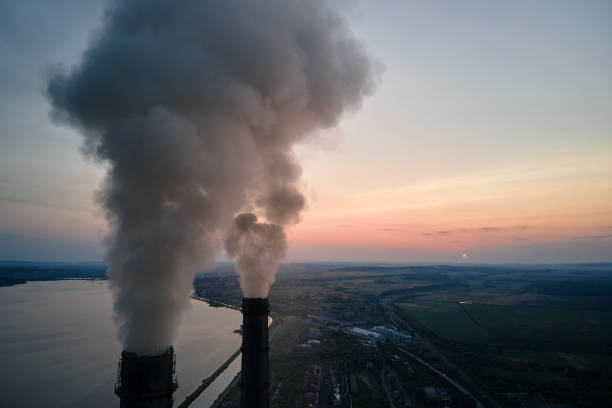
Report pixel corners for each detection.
[374,326,412,343]
[306,339,321,348]
[308,328,322,339]
[351,327,383,340]
[424,385,452,407]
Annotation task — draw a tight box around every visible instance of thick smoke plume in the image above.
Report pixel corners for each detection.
[47,0,375,355]
[226,213,287,298]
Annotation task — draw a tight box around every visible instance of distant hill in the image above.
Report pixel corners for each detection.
[2,260,610,287]
[0,261,107,286]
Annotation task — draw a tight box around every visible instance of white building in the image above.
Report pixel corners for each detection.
[309,328,322,339]
[306,339,321,348]
[352,327,383,340]
[374,326,412,343]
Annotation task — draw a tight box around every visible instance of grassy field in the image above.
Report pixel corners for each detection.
[396,292,612,406]
[397,302,486,343]
[467,303,612,352]
[397,302,612,353]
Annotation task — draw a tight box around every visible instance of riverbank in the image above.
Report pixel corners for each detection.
[178,348,242,408]
[184,295,245,408]
[191,294,241,311]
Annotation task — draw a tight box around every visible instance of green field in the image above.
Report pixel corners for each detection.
[397,302,612,352]
[397,302,487,344]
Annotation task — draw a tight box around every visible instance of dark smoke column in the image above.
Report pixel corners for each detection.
[240,298,270,408]
[115,347,178,408]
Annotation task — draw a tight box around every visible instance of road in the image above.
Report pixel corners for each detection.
[389,303,498,407]
[381,366,396,408]
[398,348,485,408]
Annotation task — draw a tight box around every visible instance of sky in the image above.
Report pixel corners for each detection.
[0,0,610,263]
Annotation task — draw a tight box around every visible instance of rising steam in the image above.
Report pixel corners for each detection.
[226,213,286,298]
[47,0,375,355]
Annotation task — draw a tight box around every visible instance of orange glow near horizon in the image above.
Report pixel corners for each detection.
[287,154,612,259]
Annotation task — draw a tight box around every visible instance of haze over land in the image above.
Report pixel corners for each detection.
[1,0,611,263]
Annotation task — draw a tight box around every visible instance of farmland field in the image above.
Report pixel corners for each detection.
[396,302,486,344]
[397,302,612,352]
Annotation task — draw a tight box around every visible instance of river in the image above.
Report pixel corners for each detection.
[0,280,242,407]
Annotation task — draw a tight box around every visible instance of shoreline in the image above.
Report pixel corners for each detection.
[177,348,242,408]
[191,294,241,312]
[187,295,277,408]
[0,277,107,288]
[186,295,242,408]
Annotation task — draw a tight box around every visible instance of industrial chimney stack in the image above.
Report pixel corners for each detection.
[115,346,178,408]
[240,297,270,408]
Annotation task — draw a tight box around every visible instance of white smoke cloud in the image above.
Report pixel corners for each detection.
[47,0,375,355]
[225,213,286,298]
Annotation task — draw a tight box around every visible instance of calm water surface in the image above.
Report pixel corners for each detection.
[0,280,242,407]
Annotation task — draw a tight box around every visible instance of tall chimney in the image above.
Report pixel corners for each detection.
[115,346,178,408]
[241,298,270,408]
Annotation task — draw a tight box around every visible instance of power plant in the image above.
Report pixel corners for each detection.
[240,297,270,408]
[112,299,271,408]
[115,346,178,408]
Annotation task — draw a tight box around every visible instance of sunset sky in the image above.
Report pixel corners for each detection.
[1,0,611,263]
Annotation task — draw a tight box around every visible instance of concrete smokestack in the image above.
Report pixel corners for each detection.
[115,346,178,408]
[240,298,270,408]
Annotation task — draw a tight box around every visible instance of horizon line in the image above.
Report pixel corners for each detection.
[1,259,611,267]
